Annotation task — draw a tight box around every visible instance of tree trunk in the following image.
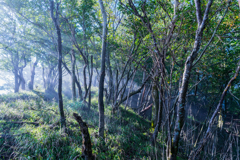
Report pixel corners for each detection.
[189,60,240,159]
[14,68,19,93]
[98,0,107,138]
[151,74,164,146]
[73,113,94,160]
[42,64,46,89]
[19,69,25,90]
[71,50,76,101]
[29,59,38,90]
[63,62,83,101]
[83,64,88,100]
[50,0,66,131]
[88,56,93,109]
[170,1,214,159]
[115,69,119,103]
[137,71,146,107]
[152,78,159,125]
[106,43,113,103]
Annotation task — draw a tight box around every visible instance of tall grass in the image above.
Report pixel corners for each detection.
[0,91,159,159]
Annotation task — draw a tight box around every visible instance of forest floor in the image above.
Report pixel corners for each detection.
[0,90,162,160]
[1,90,237,159]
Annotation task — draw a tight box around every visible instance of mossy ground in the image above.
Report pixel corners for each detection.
[0,91,163,159]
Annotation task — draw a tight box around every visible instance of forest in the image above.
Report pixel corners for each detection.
[0,0,240,159]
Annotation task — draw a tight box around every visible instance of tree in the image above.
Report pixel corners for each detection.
[49,0,66,131]
[98,0,107,138]
[0,7,30,92]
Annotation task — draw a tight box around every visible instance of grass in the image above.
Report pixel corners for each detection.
[0,91,160,160]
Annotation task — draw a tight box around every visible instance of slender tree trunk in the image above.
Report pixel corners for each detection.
[50,0,66,131]
[106,43,113,103]
[98,0,107,138]
[88,56,93,109]
[115,69,119,103]
[75,64,84,100]
[170,1,214,159]
[137,71,146,107]
[63,62,83,101]
[83,64,88,100]
[76,80,83,101]
[151,73,164,146]
[71,50,76,101]
[189,60,240,159]
[152,77,159,125]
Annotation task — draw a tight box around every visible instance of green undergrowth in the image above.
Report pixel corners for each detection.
[0,91,161,159]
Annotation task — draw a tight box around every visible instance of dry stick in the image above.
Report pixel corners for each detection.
[73,113,94,160]
[189,60,240,160]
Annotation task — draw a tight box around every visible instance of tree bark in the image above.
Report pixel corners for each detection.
[88,56,93,109]
[98,0,107,138]
[106,43,113,103]
[29,59,38,90]
[137,71,146,107]
[19,69,25,90]
[13,68,20,93]
[71,50,76,101]
[170,1,214,159]
[73,113,94,160]
[152,78,159,125]
[83,64,88,100]
[50,0,66,131]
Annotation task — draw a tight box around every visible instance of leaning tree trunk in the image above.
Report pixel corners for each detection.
[189,60,240,160]
[50,0,66,131]
[98,0,107,138]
